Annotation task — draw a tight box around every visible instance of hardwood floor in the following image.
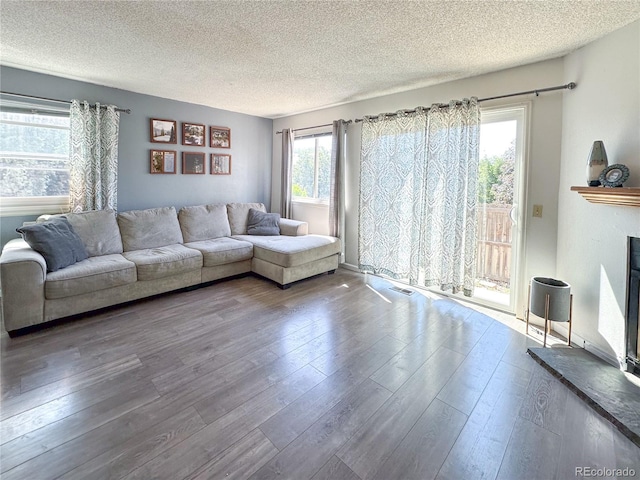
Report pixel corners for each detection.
[1,269,638,480]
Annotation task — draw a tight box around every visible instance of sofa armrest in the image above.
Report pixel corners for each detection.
[1,239,46,332]
[279,218,309,236]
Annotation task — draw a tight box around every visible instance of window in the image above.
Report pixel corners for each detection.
[0,103,70,215]
[291,133,331,203]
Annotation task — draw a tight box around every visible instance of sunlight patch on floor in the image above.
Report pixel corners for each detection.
[360,271,575,349]
[365,284,392,303]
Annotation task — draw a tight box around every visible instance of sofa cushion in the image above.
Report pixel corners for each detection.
[123,244,202,281]
[178,204,231,242]
[45,254,136,299]
[232,234,340,268]
[17,218,89,272]
[227,203,267,235]
[247,208,280,236]
[184,238,253,267]
[278,218,309,237]
[117,207,183,252]
[65,209,123,257]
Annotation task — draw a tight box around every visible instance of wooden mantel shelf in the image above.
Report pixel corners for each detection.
[571,186,640,207]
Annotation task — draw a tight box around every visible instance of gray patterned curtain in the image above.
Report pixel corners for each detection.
[280,128,294,219]
[69,101,120,213]
[329,120,347,246]
[358,98,480,296]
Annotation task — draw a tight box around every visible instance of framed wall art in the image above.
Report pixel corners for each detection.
[210,126,231,148]
[182,152,206,174]
[182,122,205,146]
[599,164,629,187]
[150,118,177,144]
[211,154,231,175]
[150,150,177,174]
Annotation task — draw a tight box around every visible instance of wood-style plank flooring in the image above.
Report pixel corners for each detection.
[1,269,638,480]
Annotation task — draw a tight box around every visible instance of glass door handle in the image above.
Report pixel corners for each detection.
[509,205,517,224]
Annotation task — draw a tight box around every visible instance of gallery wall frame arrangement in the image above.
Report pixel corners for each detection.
[182,152,206,174]
[182,122,205,146]
[211,153,232,175]
[150,149,177,174]
[149,119,233,175]
[210,126,231,148]
[150,118,177,144]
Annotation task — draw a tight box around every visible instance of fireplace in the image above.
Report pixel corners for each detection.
[625,236,640,376]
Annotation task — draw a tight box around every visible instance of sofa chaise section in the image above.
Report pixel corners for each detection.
[227,203,340,289]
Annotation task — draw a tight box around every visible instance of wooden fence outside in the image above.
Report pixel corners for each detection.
[476,204,512,284]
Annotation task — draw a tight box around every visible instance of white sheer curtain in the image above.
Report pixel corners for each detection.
[280,128,294,218]
[359,98,480,296]
[422,99,480,295]
[359,110,427,280]
[69,100,120,212]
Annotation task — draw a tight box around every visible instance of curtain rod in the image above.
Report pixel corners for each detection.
[275,119,352,135]
[353,82,576,122]
[0,90,131,114]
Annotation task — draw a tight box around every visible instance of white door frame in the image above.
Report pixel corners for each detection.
[476,103,530,314]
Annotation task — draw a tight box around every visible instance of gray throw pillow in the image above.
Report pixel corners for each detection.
[246,208,280,236]
[17,217,89,272]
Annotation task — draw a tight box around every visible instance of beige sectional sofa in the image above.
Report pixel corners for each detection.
[0,202,340,336]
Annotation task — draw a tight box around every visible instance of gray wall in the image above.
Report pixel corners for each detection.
[0,66,273,248]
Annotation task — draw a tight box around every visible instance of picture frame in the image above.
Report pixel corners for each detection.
[150,118,177,144]
[210,126,231,148]
[182,152,206,174]
[211,154,232,175]
[182,122,205,146]
[150,150,177,174]
[599,164,629,188]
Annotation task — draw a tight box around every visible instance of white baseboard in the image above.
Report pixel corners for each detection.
[339,263,361,273]
[553,323,620,367]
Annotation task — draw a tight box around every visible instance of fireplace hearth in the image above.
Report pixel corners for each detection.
[626,236,640,376]
[527,347,640,447]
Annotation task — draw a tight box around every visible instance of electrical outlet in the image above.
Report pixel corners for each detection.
[533,205,543,218]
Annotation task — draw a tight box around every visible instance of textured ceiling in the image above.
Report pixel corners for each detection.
[1,1,639,118]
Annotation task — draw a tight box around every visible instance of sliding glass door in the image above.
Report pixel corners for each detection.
[471,105,528,312]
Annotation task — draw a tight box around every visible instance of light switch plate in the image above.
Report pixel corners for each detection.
[533,205,543,218]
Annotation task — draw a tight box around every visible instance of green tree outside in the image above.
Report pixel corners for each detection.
[292,135,331,201]
[478,139,514,206]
